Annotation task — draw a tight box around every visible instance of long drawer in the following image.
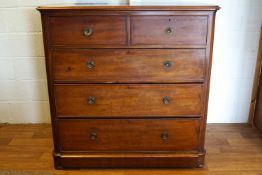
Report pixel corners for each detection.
[58,119,200,152]
[54,84,203,117]
[52,49,205,83]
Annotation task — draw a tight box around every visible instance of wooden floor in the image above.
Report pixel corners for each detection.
[0,124,262,175]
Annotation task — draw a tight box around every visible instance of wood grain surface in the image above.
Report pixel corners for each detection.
[49,16,127,45]
[54,84,203,117]
[131,16,208,46]
[52,49,205,83]
[58,119,200,151]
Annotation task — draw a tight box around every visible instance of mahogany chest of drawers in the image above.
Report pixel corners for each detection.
[37,3,219,169]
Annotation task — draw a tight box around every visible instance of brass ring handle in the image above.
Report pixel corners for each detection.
[163,61,172,68]
[87,96,96,105]
[161,132,169,140]
[90,132,97,140]
[163,96,170,105]
[86,61,95,69]
[165,27,173,36]
[84,27,93,36]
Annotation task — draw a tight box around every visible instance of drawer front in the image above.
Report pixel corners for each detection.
[131,16,208,46]
[52,49,205,83]
[49,16,127,45]
[55,84,203,117]
[58,119,200,151]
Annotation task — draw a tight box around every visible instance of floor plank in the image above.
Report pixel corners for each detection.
[0,124,261,175]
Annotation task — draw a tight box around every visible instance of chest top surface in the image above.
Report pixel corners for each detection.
[37,2,220,11]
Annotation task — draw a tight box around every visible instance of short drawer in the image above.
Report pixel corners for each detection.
[48,16,127,45]
[54,84,203,117]
[131,16,208,46]
[52,49,205,83]
[58,119,200,152]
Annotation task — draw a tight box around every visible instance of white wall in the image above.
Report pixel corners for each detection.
[205,0,262,123]
[0,0,261,123]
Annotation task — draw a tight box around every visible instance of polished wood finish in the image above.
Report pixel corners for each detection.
[49,16,127,45]
[57,153,200,168]
[252,26,262,131]
[248,27,262,124]
[52,49,205,83]
[58,119,200,151]
[38,4,219,168]
[55,84,203,117]
[131,16,208,46]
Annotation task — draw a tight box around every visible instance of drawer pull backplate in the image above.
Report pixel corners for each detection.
[163,96,170,105]
[86,61,95,69]
[165,27,173,36]
[90,132,97,140]
[163,61,172,68]
[84,27,93,36]
[161,132,169,140]
[87,96,96,105]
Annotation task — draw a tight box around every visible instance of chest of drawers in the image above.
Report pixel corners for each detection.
[37,3,219,169]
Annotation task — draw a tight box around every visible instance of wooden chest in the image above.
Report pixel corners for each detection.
[37,3,219,169]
